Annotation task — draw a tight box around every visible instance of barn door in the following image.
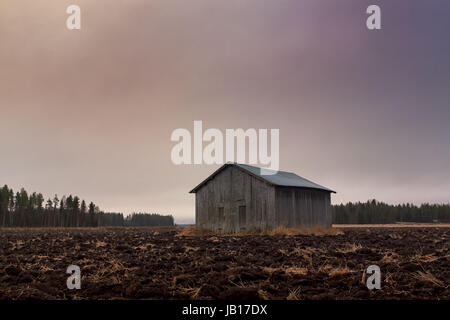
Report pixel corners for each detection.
[239,205,246,230]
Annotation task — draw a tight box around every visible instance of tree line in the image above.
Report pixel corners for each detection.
[332,199,450,224]
[125,213,174,227]
[0,185,174,228]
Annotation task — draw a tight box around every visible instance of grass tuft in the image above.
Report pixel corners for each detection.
[267,226,342,236]
[176,226,342,237]
[413,271,445,287]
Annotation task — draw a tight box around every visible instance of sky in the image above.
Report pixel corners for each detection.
[1,1,449,223]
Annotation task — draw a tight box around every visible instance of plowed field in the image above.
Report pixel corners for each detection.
[0,227,448,299]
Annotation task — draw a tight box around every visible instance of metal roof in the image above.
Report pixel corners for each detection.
[189,163,336,193]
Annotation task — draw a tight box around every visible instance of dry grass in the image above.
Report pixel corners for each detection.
[176,226,342,237]
[257,289,269,300]
[10,240,25,250]
[95,241,107,248]
[267,226,343,236]
[81,257,140,286]
[388,233,404,240]
[176,227,215,237]
[263,266,308,276]
[39,265,54,272]
[176,286,202,299]
[413,271,445,287]
[262,267,278,274]
[318,265,353,276]
[183,245,200,252]
[361,269,367,285]
[284,266,308,276]
[412,253,439,263]
[133,243,155,251]
[287,287,301,300]
[381,252,400,263]
[336,243,362,254]
[334,223,450,228]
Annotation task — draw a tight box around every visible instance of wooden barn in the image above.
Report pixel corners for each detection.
[190,163,336,233]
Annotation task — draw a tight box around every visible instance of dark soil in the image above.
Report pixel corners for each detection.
[0,227,448,300]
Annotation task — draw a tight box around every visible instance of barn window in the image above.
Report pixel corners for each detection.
[239,206,246,229]
[218,207,224,222]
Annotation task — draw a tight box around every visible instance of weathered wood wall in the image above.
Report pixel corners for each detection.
[195,166,275,233]
[274,187,332,228]
[195,166,332,232]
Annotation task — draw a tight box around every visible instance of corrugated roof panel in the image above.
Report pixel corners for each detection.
[234,163,336,193]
